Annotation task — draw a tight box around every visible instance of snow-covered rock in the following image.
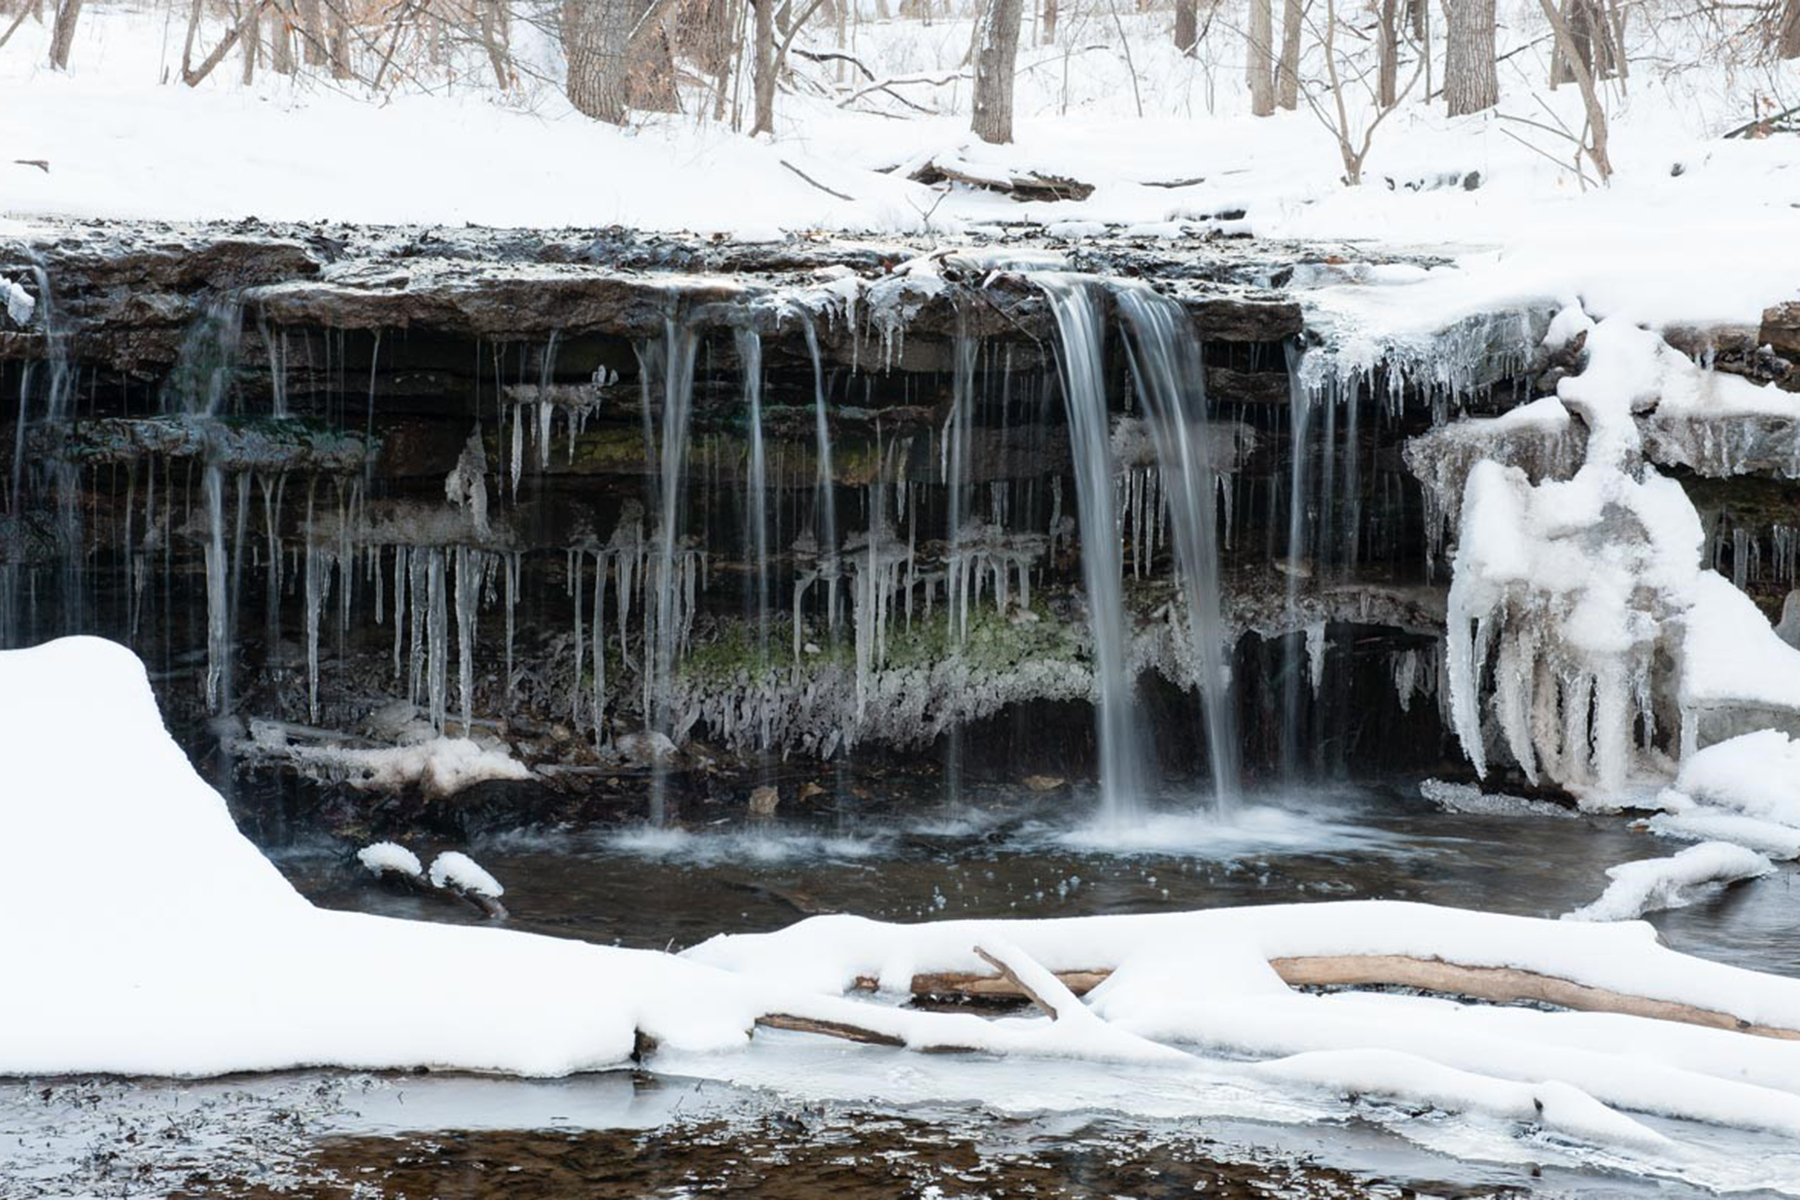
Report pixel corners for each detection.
[428,850,503,899]
[356,841,422,880]
[1564,841,1773,922]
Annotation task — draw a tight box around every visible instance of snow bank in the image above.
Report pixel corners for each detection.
[1564,841,1772,922]
[0,637,766,1077]
[1648,731,1800,859]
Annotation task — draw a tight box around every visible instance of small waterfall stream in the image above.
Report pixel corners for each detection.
[1037,275,1147,825]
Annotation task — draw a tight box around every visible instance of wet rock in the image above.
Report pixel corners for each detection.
[618,730,678,768]
[1762,301,1800,359]
[748,784,780,816]
[1022,774,1065,792]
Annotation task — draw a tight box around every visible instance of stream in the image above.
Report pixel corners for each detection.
[5,778,1795,1199]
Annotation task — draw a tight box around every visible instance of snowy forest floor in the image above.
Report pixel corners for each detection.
[2,4,1798,344]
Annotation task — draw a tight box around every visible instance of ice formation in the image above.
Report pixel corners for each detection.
[1438,310,1800,803]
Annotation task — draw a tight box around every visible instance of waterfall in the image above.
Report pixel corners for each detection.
[1281,341,1316,777]
[736,327,770,670]
[800,315,839,633]
[1113,284,1241,813]
[1037,275,1147,824]
[641,318,698,822]
[941,329,978,811]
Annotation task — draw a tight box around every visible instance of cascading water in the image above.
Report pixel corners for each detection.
[1112,284,1241,813]
[799,315,840,635]
[736,328,771,673]
[642,318,698,822]
[1037,275,1147,825]
[942,328,977,809]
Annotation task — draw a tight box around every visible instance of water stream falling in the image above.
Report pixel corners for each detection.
[735,328,770,672]
[799,316,840,634]
[643,318,699,823]
[1037,275,1147,825]
[1113,284,1241,812]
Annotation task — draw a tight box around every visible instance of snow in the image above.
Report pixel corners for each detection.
[1564,841,1773,922]
[1650,729,1800,858]
[2,273,32,326]
[243,719,532,798]
[428,850,504,899]
[1419,778,1576,819]
[356,841,422,880]
[0,5,1796,346]
[1440,308,1800,803]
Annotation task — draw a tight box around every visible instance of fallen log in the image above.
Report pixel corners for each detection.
[909,157,1094,203]
[863,955,1800,1041]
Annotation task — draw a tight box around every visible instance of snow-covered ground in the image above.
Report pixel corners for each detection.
[1,3,1797,340]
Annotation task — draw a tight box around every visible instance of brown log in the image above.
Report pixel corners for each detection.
[756,1012,905,1046]
[868,955,1800,1041]
[908,158,1093,202]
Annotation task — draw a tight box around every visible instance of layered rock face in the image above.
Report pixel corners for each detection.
[1,221,1794,812]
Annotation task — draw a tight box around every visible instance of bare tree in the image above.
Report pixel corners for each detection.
[563,0,636,122]
[270,1,296,74]
[1302,0,1425,182]
[1247,0,1275,115]
[750,0,777,133]
[241,2,261,84]
[477,0,514,88]
[1276,0,1303,109]
[1376,0,1400,107]
[1782,0,1800,58]
[1040,0,1055,43]
[971,0,1025,142]
[1174,0,1198,53]
[47,0,80,69]
[297,0,324,65]
[1538,0,1613,179]
[1443,0,1497,114]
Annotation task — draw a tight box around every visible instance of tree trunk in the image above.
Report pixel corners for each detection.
[750,0,777,134]
[562,0,637,123]
[1246,0,1274,115]
[328,12,351,79]
[1040,0,1055,43]
[241,2,261,84]
[47,0,80,69]
[1443,0,1497,115]
[970,0,1024,143]
[1173,0,1197,53]
[1376,0,1399,106]
[1782,0,1800,58]
[270,1,295,74]
[297,0,324,64]
[1537,0,1611,179]
[478,0,513,87]
[628,27,680,111]
[1276,0,1302,109]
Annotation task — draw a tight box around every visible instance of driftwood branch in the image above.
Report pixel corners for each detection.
[780,159,855,201]
[182,0,273,87]
[973,945,1070,1020]
[873,954,1800,1041]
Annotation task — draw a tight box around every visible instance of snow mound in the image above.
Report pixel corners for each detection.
[0,637,764,1077]
[429,851,503,898]
[1564,841,1773,922]
[356,841,422,880]
[1650,730,1800,859]
[2,274,32,327]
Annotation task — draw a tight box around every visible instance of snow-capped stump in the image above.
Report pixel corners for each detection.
[428,851,508,920]
[355,841,423,885]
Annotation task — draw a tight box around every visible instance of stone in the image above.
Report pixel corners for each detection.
[1023,774,1066,792]
[1761,302,1800,359]
[748,785,780,816]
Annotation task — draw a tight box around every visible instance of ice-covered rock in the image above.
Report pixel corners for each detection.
[1564,841,1773,922]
